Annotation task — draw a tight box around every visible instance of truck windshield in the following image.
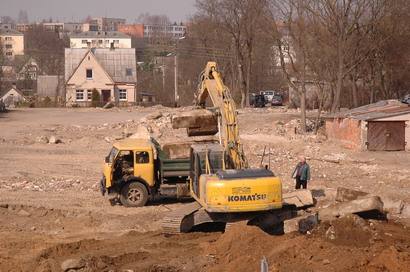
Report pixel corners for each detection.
[107,147,119,163]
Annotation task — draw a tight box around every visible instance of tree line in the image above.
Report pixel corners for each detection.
[172,0,410,131]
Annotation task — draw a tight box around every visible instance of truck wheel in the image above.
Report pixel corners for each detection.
[120,182,148,207]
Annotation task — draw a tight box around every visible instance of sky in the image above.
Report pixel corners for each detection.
[0,0,197,23]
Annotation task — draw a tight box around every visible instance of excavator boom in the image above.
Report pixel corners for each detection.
[172,62,247,169]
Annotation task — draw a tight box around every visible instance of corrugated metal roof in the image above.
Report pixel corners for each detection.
[65,48,137,84]
[325,100,410,121]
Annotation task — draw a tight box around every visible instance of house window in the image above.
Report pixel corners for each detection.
[87,90,92,100]
[5,52,12,56]
[81,40,87,44]
[5,44,12,49]
[119,89,127,101]
[113,39,119,44]
[126,68,132,76]
[76,90,84,101]
[86,69,93,79]
[98,39,103,44]
[5,37,12,41]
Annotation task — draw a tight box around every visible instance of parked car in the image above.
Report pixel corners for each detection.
[253,94,266,108]
[260,90,275,103]
[271,94,283,106]
[249,93,266,108]
[402,94,410,104]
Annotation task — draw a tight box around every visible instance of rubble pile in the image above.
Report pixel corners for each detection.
[0,176,99,192]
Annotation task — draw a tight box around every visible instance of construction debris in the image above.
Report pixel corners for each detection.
[335,187,369,202]
[283,189,314,208]
[283,213,318,233]
[318,196,384,221]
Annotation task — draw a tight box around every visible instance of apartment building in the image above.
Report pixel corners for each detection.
[0,29,24,59]
[143,23,186,39]
[89,17,126,31]
[69,31,131,49]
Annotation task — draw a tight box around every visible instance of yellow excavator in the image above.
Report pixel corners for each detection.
[161,62,292,234]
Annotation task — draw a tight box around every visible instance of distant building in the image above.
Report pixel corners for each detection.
[69,31,131,49]
[118,24,144,38]
[16,23,32,32]
[43,22,64,32]
[0,29,24,59]
[143,22,186,39]
[65,48,137,106]
[90,17,126,31]
[63,22,83,33]
[15,57,40,81]
[0,85,26,107]
[0,23,12,30]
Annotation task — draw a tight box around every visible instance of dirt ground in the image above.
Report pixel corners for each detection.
[0,107,409,272]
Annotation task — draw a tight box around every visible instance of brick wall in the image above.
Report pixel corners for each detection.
[325,118,363,150]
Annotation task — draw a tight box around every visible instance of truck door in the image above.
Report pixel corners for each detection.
[134,150,154,186]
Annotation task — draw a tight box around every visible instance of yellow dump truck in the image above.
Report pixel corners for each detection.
[100,138,192,207]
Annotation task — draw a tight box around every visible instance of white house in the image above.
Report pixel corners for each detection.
[0,86,26,107]
[69,31,131,49]
[65,48,137,107]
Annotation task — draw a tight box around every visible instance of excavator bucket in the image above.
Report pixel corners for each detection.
[172,109,218,136]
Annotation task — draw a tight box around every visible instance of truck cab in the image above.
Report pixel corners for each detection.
[101,138,191,207]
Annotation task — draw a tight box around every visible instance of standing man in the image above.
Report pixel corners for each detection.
[292,156,311,189]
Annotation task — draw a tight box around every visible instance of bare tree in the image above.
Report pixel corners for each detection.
[268,0,311,132]
[196,0,268,108]
[17,10,29,24]
[0,39,3,93]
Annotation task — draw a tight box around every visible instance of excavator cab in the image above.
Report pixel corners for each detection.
[190,143,225,198]
[189,143,283,213]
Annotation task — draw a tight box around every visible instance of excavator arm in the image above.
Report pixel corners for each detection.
[173,62,248,169]
[194,62,247,169]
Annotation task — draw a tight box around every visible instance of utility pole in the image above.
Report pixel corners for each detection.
[174,53,178,107]
[174,36,185,107]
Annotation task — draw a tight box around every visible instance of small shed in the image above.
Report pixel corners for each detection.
[138,91,156,105]
[0,86,26,107]
[325,100,410,151]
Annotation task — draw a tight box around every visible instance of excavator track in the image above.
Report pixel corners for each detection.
[162,201,202,235]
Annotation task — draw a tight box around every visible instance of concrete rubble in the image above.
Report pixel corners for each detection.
[318,196,384,221]
[283,213,318,233]
[335,187,369,202]
[283,189,314,208]
[61,258,85,272]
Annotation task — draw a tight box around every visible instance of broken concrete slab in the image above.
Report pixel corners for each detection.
[172,109,217,130]
[61,258,85,271]
[284,213,318,234]
[318,196,384,221]
[335,187,369,202]
[283,189,314,208]
[401,204,410,219]
[383,198,404,215]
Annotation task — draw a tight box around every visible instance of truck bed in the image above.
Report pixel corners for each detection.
[160,157,191,178]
